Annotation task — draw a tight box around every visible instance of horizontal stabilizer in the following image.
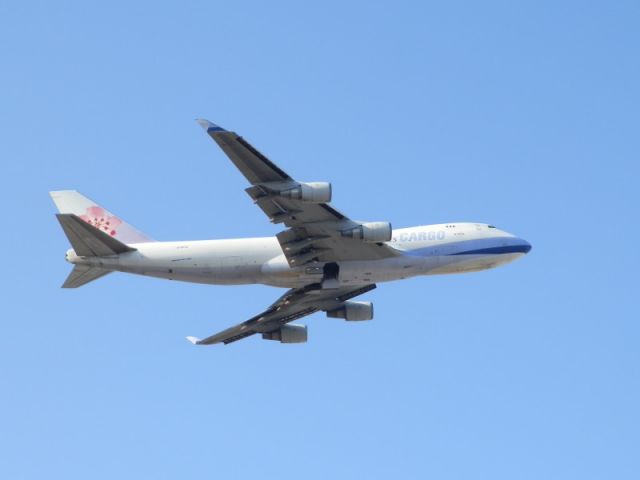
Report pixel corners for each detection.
[62,264,112,288]
[56,214,136,257]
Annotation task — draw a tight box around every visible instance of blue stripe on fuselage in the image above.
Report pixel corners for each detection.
[450,244,531,255]
[398,236,531,257]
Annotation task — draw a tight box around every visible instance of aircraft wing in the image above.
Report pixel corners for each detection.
[197,119,400,266]
[187,284,376,345]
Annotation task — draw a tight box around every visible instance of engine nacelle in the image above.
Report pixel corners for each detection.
[277,182,332,203]
[262,324,308,343]
[341,222,392,242]
[327,301,374,321]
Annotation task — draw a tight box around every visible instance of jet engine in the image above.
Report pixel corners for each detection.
[262,324,308,343]
[327,301,374,321]
[341,222,392,242]
[277,182,332,203]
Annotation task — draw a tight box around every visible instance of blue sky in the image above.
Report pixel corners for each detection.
[1,1,639,478]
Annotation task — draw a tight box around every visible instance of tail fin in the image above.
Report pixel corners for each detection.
[56,214,136,257]
[49,190,153,244]
[55,214,134,288]
[62,265,112,288]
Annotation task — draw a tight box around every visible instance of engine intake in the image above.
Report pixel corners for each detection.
[341,222,392,242]
[262,324,308,343]
[327,301,374,321]
[277,182,332,203]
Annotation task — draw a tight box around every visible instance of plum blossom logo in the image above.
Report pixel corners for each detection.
[80,206,122,236]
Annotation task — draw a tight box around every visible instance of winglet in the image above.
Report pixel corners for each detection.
[195,119,226,133]
[185,336,201,345]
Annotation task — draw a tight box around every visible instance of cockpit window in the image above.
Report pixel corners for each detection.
[488,225,497,228]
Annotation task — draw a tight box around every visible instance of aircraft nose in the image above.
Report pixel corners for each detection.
[519,238,532,254]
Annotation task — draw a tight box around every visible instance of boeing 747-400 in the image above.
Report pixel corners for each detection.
[51,120,531,345]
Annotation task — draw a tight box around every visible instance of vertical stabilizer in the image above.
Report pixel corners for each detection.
[49,190,153,244]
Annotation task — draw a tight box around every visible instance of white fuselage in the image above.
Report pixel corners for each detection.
[66,223,531,288]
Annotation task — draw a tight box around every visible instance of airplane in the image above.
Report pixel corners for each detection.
[50,119,531,346]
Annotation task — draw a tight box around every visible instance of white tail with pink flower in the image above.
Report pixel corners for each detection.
[50,190,153,244]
